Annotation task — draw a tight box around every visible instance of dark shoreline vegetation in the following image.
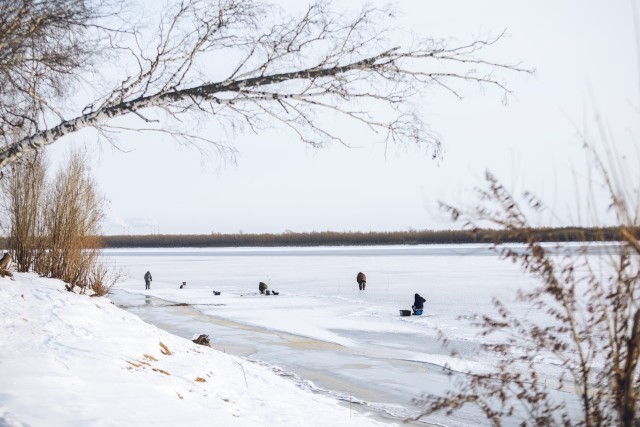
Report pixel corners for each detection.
[84,227,634,248]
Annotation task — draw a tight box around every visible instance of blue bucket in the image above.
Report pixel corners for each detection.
[413,309,423,316]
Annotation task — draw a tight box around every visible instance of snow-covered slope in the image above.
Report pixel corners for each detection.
[0,273,394,427]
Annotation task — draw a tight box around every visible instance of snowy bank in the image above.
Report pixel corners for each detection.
[0,273,395,427]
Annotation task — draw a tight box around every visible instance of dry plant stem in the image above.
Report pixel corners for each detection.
[418,158,640,426]
[0,0,531,169]
[235,362,248,388]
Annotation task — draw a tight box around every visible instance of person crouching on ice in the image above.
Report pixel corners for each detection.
[412,293,426,314]
[259,281,268,294]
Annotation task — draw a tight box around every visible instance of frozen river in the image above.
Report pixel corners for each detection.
[104,244,611,425]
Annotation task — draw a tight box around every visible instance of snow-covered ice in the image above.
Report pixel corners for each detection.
[105,244,605,424]
[2,244,610,426]
[108,245,544,362]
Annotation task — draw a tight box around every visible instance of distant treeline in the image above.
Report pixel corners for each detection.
[96,227,632,248]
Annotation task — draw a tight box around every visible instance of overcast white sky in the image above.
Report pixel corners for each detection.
[47,0,640,235]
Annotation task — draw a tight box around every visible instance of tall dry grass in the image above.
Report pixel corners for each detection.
[0,153,46,272]
[415,144,640,426]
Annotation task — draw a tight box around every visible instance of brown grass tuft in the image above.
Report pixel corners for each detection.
[159,342,172,355]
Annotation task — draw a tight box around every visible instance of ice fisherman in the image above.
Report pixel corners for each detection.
[356,272,366,290]
[144,271,152,290]
[412,293,426,314]
[259,281,268,294]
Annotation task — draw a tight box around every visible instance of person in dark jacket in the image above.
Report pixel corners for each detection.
[412,293,426,314]
[144,271,152,290]
[259,281,268,294]
[356,272,367,290]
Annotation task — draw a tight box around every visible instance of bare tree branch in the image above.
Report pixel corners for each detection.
[0,0,531,169]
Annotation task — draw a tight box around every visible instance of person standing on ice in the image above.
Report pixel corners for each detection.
[144,271,152,290]
[356,272,366,290]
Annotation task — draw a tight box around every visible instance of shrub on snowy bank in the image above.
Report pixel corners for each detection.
[1,151,117,296]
